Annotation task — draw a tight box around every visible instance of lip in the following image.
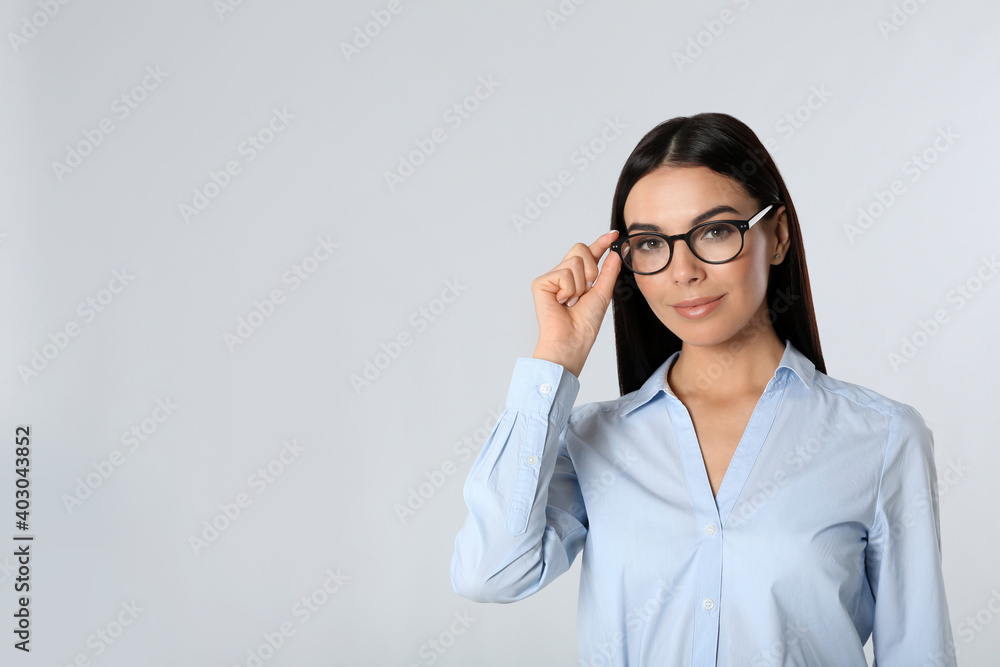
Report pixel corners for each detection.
[672,294,725,319]
[672,295,723,308]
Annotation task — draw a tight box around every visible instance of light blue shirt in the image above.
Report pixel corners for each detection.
[450,339,956,666]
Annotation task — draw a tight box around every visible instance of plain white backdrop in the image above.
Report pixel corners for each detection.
[1,1,998,665]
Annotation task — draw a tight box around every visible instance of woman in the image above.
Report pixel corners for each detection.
[450,113,956,666]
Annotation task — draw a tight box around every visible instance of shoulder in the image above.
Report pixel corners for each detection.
[809,368,923,422]
[808,369,933,453]
[566,394,632,425]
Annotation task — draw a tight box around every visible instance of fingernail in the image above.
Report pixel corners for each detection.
[566,296,579,307]
[586,281,594,289]
[558,297,568,304]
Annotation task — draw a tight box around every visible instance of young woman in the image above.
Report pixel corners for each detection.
[450,113,956,666]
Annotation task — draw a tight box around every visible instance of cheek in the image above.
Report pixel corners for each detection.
[633,276,662,308]
[745,255,773,297]
[633,262,769,309]
[735,259,768,288]
[705,263,770,310]
[742,237,774,286]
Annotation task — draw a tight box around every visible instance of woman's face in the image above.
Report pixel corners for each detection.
[622,165,789,348]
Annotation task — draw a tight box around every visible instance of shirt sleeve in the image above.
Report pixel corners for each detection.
[450,356,587,603]
[866,403,958,666]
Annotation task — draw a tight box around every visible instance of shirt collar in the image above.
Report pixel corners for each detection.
[619,338,816,417]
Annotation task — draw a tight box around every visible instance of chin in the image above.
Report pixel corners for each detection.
[667,320,731,346]
[662,318,738,347]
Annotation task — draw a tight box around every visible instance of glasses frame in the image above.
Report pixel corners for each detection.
[611,204,778,275]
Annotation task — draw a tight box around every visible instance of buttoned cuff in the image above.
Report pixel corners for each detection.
[506,357,581,423]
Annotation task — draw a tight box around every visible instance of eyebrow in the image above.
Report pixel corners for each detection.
[626,205,741,233]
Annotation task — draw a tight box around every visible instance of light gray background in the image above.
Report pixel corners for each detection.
[1,1,997,665]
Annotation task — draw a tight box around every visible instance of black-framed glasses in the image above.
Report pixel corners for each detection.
[611,204,779,275]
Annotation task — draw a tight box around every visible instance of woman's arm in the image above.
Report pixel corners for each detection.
[450,356,587,603]
[866,403,957,666]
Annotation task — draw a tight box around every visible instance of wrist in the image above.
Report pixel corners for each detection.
[531,345,585,378]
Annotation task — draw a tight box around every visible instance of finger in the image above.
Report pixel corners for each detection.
[558,255,589,303]
[573,230,619,297]
[559,242,598,284]
[587,229,620,266]
[563,234,615,288]
[553,245,593,298]
[536,266,582,304]
[590,245,622,304]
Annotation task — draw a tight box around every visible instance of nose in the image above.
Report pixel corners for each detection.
[667,238,706,284]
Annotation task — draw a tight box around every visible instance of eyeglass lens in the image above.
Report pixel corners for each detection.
[620,222,743,273]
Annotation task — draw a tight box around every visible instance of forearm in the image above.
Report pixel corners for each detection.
[450,357,585,603]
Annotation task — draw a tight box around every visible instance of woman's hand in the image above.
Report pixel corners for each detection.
[530,230,622,378]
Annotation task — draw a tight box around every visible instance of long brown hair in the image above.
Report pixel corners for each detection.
[609,112,825,396]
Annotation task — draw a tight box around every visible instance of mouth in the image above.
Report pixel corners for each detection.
[672,295,723,308]
[671,294,725,319]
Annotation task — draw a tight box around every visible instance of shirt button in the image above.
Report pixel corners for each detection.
[703,598,715,610]
[539,383,552,395]
[526,455,538,465]
[705,524,716,535]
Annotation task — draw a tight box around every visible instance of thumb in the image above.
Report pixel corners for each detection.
[589,248,622,308]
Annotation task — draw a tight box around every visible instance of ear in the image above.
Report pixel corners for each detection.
[771,204,791,264]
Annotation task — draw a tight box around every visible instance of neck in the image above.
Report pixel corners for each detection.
[667,321,786,402]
